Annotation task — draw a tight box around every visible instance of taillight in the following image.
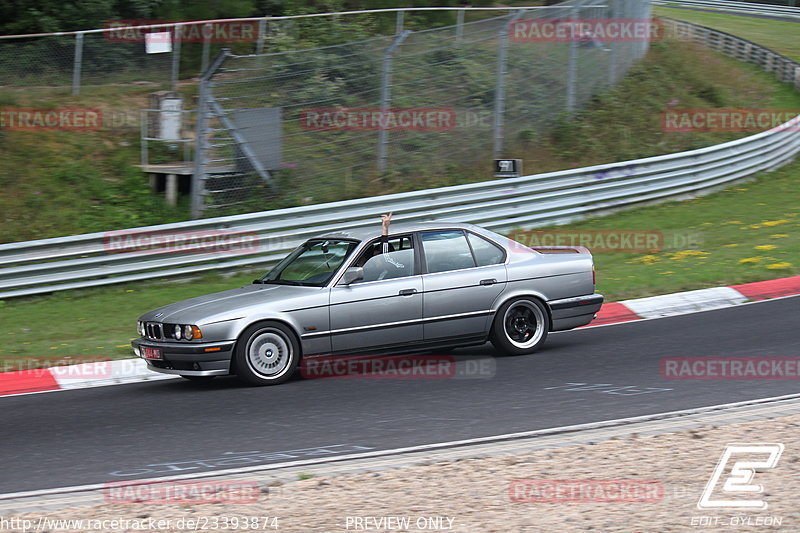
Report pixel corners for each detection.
[592,263,596,285]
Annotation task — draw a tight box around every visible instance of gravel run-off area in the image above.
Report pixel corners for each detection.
[5,415,800,532]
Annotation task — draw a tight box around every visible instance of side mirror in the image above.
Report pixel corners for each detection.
[340,266,364,285]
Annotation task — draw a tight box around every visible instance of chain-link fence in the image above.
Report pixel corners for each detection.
[0,20,264,93]
[0,3,654,218]
[192,0,653,217]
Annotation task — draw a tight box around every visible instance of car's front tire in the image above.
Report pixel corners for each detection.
[233,321,300,386]
[490,297,550,356]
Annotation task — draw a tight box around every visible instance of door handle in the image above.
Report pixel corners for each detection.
[398,288,418,296]
[479,278,497,286]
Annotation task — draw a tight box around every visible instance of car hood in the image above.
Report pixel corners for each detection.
[138,283,323,325]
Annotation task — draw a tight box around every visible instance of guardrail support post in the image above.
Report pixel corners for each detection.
[396,10,405,34]
[72,32,84,96]
[456,9,465,39]
[377,30,411,175]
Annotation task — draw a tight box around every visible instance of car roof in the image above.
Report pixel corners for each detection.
[315,221,494,243]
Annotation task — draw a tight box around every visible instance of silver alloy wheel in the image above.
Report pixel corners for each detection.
[246,327,292,379]
[502,300,545,349]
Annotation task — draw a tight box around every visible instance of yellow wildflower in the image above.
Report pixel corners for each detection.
[769,234,788,239]
[739,257,761,264]
[628,254,660,265]
[670,250,709,260]
[762,219,790,227]
[766,262,792,270]
[754,245,777,251]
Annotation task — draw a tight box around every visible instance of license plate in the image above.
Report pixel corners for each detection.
[142,346,163,360]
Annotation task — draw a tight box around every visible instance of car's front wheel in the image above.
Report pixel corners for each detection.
[490,297,550,356]
[233,321,300,386]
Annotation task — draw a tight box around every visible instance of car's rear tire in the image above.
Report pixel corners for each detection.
[490,297,550,356]
[181,375,216,382]
[233,321,300,386]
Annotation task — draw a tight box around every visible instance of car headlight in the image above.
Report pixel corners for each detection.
[170,324,202,340]
[137,321,145,337]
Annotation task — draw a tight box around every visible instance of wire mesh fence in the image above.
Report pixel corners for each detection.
[0,2,655,218]
[0,20,262,92]
[193,0,654,217]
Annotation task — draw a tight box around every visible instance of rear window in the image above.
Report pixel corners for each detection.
[467,232,505,266]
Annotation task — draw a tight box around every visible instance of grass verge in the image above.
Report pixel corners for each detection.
[654,6,800,62]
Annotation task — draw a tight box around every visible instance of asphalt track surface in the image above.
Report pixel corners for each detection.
[2,296,798,495]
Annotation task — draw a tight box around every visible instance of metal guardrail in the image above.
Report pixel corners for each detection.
[654,0,799,18]
[663,17,800,87]
[1,18,799,300]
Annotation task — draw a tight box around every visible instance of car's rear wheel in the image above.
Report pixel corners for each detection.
[234,321,300,386]
[490,297,549,356]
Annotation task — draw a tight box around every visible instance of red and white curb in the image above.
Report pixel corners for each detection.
[0,359,176,397]
[2,275,799,398]
[588,274,800,326]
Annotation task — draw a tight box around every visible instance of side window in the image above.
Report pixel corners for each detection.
[353,235,415,283]
[467,232,506,266]
[421,230,477,274]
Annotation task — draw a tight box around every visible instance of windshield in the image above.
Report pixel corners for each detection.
[257,239,358,287]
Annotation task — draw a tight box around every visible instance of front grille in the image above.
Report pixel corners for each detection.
[145,322,164,340]
[143,322,195,341]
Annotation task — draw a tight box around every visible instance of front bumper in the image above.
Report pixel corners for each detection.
[131,338,235,376]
